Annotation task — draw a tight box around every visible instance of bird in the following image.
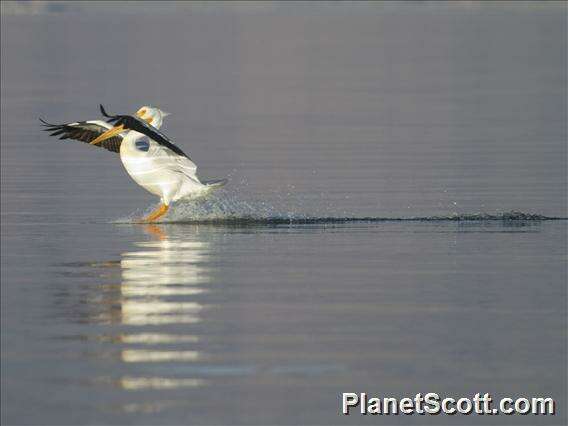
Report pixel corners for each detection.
[40,105,226,222]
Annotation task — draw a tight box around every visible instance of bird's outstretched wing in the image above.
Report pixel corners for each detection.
[39,118,123,153]
[99,104,193,161]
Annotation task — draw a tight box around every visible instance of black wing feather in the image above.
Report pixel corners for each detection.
[99,104,191,159]
[39,118,122,153]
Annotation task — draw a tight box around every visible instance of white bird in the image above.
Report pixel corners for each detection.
[40,105,226,222]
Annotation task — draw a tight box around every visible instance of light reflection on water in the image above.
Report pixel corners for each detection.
[118,376,206,391]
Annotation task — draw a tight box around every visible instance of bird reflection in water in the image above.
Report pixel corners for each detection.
[119,224,209,327]
[52,223,215,403]
[111,224,210,393]
[51,223,215,413]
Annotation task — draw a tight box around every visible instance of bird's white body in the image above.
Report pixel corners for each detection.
[120,131,210,205]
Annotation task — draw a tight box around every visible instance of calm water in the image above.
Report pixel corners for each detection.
[1,3,566,425]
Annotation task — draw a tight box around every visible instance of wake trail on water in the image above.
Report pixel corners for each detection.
[114,190,564,225]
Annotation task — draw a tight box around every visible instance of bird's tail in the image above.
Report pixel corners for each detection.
[202,178,227,189]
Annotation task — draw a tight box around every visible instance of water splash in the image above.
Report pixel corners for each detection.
[116,190,562,225]
[167,190,280,222]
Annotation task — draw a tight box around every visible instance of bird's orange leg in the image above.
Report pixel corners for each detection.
[139,204,169,223]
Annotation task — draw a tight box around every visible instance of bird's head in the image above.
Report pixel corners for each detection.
[135,106,170,129]
[89,104,171,147]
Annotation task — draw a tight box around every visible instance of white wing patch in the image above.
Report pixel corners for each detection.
[84,120,114,130]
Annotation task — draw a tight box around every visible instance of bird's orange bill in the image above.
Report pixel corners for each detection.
[90,124,125,145]
[90,110,152,146]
